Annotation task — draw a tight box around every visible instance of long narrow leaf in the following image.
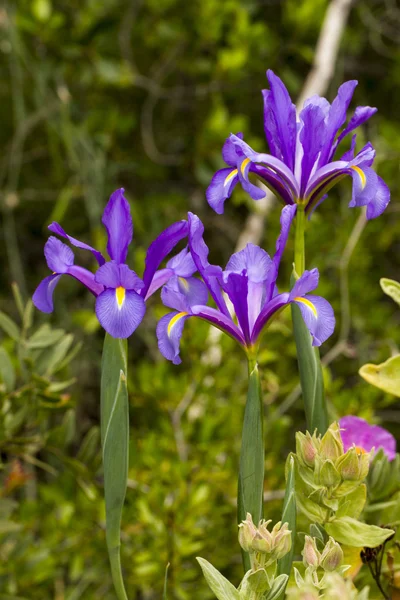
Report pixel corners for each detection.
[101,334,129,600]
[277,456,296,582]
[291,304,327,434]
[238,361,264,572]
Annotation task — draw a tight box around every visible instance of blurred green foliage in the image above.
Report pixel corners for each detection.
[0,0,399,597]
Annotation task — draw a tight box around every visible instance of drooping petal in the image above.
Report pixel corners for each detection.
[335,106,377,148]
[191,305,246,346]
[141,220,189,297]
[161,275,208,312]
[32,274,62,313]
[67,265,104,296]
[289,268,319,298]
[249,163,295,205]
[222,132,244,166]
[237,158,266,201]
[339,416,396,461]
[102,188,133,264]
[225,243,272,283]
[206,167,239,214]
[166,247,196,278]
[188,213,229,316]
[222,272,250,344]
[293,294,335,346]
[95,287,145,338]
[44,237,74,274]
[144,268,173,300]
[251,293,291,343]
[157,311,190,365]
[348,164,390,219]
[263,70,297,171]
[228,134,300,198]
[48,222,105,266]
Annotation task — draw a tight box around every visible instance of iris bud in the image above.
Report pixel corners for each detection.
[320,537,343,572]
[302,536,320,568]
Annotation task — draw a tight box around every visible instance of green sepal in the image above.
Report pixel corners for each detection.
[264,574,289,600]
[238,360,264,571]
[197,557,240,600]
[291,301,328,435]
[239,567,271,597]
[325,516,394,547]
[101,334,129,600]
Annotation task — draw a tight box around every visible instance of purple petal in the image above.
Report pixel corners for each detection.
[292,294,335,346]
[166,248,196,278]
[161,275,208,312]
[191,305,245,346]
[141,220,189,298]
[351,142,376,168]
[32,274,62,313]
[188,213,229,316]
[157,311,190,365]
[95,288,145,338]
[348,165,390,218]
[265,205,297,301]
[319,80,358,166]
[289,269,319,299]
[263,70,296,171]
[250,163,295,205]
[339,416,396,461]
[336,106,377,147]
[144,268,173,300]
[229,134,299,198]
[225,243,272,283]
[299,102,326,193]
[238,158,266,201]
[48,222,105,266]
[44,237,74,274]
[340,134,357,162]
[68,265,104,296]
[251,293,290,343]
[222,132,244,166]
[366,176,390,219]
[102,188,133,263]
[95,261,143,291]
[222,272,250,344]
[206,167,239,214]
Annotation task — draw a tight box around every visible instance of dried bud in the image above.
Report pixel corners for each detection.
[319,423,344,461]
[320,537,343,572]
[238,513,257,552]
[302,536,320,568]
[296,432,318,468]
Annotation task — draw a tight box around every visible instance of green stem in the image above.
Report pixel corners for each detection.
[292,205,328,434]
[238,356,264,572]
[101,335,129,600]
[294,203,305,276]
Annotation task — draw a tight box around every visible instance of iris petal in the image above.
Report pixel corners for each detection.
[293,294,335,347]
[95,288,145,338]
[206,167,239,214]
[48,222,105,266]
[102,188,133,264]
[32,274,62,313]
[157,311,189,365]
[44,237,74,274]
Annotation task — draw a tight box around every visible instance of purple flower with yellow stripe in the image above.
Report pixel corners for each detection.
[33,189,190,339]
[157,205,335,364]
[207,70,390,219]
[339,416,396,461]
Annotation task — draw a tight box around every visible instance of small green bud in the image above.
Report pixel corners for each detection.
[319,423,344,461]
[302,536,320,568]
[337,448,369,481]
[318,459,341,488]
[296,431,318,468]
[271,521,292,560]
[251,519,273,553]
[238,512,257,552]
[320,537,343,572]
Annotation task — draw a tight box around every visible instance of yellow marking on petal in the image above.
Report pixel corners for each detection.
[294,296,317,317]
[167,311,188,337]
[116,286,126,309]
[351,165,366,189]
[224,169,238,187]
[240,157,251,175]
[178,277,189,292]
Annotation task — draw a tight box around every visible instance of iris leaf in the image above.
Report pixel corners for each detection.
[101,334,129,600]
[277,455,296,584]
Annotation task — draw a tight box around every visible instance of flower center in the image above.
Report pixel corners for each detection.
[116,286,126,309]
[354,446,366,455]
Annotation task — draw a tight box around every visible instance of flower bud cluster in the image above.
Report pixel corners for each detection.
[292,423,370,522]
[238,513,291,568]
[302,536,343,572]
[287,571,370,600]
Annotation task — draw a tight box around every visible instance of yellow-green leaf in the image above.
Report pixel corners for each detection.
[359,355,400,397]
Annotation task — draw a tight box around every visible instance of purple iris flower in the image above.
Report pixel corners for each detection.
[339,416,396,461]
[207,70,390,219]
[33,189,192,339]
[157,205,335,364]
